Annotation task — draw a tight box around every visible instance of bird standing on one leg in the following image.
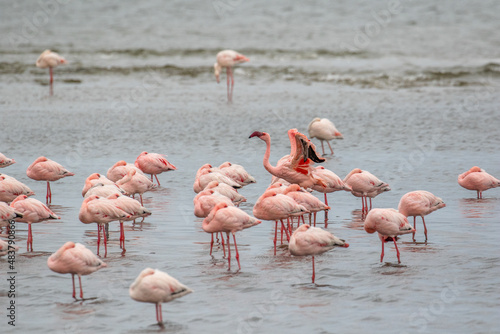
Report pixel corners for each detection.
[214,50,249,102]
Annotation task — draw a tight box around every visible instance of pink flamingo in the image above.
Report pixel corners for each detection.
[249,130,326,189]
[193,169,241,193]
[193,189,234,218]
[344,168,390,212]
[398,190,446,241]
[47,241,107,299]
[26,156,74,205]
[134,151,177,186]
[0,153,16,168]
[364,208,415,263]
[311,166,352,206]
[203,181,246,206]
[116,169,155,205]
[218,162,256,186]
[79,195,130,257]
[283,184,329,226]
[0,202,23,233]
[10,195,60,251]
[84,183,125,198]
[36,50,66,89]
[202,202,261,270]
[107,193,152,252]
[214,50,249,102]
[289,224,349,283]
[253,188,309,255]
[0,174,35,203]
[130,268,193,326]
[82,173,116,197]
[458,166,500,199]
[106,160,144,182]
[1,239,19,256]
[307,118,343,155]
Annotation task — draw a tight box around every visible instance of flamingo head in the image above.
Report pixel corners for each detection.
[249,131,266,139]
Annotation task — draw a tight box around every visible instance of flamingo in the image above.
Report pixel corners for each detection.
[116,169,155,205]
[84,183,126,198]
[82,173,116,197]
[36,50,66,91]
[307,118,343,155]
[458,166,500,199]
[79,195,130,257]
[344,168,390,212]
[253,188,309,255]
[129,268,193,326]
[10,195,60,251]
[0,239,19,256]
[106,160,144,182]
[283,184,330,226]
[134,151,177,186]
[0,202,22,233]
[214,50,249,102]
[203,181,246,206]
[26,156,74,205]
[202,202,261,270]
[0,174,35,203]
[193,189,234,218]
[0,153,15,168]
[107,193,152,252]
[398,190,446,241]
[249,130,326,189]
[218,162,256,186]
[47,241,107,300]
[193,169,241,193]
[289,224,349,283]
[364,208,415,263]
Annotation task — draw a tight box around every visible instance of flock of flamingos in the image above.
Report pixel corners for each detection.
[1,49,499,326]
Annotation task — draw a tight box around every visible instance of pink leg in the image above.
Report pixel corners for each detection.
[232,233,241,270]
[313,212,317,227]
[154,174,161,186]
[140,194,144,206]
[327,141,334,155]
[321,141,325,156]
[361,197,365,212]
[226,233,231,271]
[280,221,283,244]
[412,216,416,241]
[220,232,226,257]
[274,221,278,255]
[281,220,290,242]
[156,303,162,324]
[79,275,84,299]
[230,67,234,102]
[210,233,214,255]
[97,225,101,256]
[308,213,312,225]
[226,67,231,102]
[369,197,373,210]
[120,221,126,252]
[46,181,51,205]
[287,218,292,236]
[312,256,316,283]
[71,273,76,299]
[103,225,108,257]
[49,67,53,84]
[421,216,428,241]
[393,238,401,263]
[380,240,385,262]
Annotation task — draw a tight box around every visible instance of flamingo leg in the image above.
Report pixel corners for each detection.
[280,220,283,244]
[287,218,292,236]
[140,194,144,206]
[327,140,334,155]
[321,141,325,156]
[97,225,101,256]
[79,275,84,299]
[369,197,373,210]
[226,67,231,102]
[232,233,241,270]
[421,216,428,241]
[380,240,385,262]
[312,255,316,283]
[220,232,226,257]
[229,67,234,102]
[412,216,416,241]
[46,181,51,205]
[361,197,365,212]
[274,221,277,256]
[308,213,312,225]
[103,224,108,257]
[226,233,231,271]
[210,233,214,256]
[120,221,126,253]
[281,219,290,242]
[154,174,161,186]
[71,273,76,299]
[302,215,306,225]
[393,238,401,263]
[156,303,163,324]
[49,67,53,84]
[29,224,33,251]
[313,212,317,227]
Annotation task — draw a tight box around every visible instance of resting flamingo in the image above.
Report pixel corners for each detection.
[307,118,343,155]
[116,169,155,205]
[398,190,445,241]
[0,153,15,168]
[193,169,241,193]
[130,268,193,326]
[47,241,107,300]
[135,151,177,186]
[289,224,349,283]
[202,202,261,270]
[106,160,144,182]
[10,195,60,251]
[0,202,22,233]
[364,208,415,263]
[36,49,66,94]
[26,156,74,205]
[214,50,249,102]
[0,174,35,203]
[218,162,256,187]
[344,168,390,212]
[203,181,246,206]
[82,173,116,197]
[458,166,500,199]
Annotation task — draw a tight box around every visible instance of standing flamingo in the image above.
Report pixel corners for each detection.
[107,193,152,252]
[106,160,144,182]
[364,208,415,263]
[218,162,256,187]
[130,268,193,326]
[0,153,16,168]
[79,195,130,257]
[0,174,35,203]
[116,169,155,206]
[249,130,326,189]
[307,118,344,155]
[36,50,66,95]
[82,173,116,197]
[10,195,60,251]
[134,151,177,186]
[26,156,74,205]
[202,202,261,270]
[0,202,22,233]
[398,190,446,241]
[193,189,234,218]
[214,50,249,102]
[283,184,329,226]
[47,241,107,299]
[203,181,247,206]
[289,224,349,283]
[344,168,390,212]
[253,188,309,255]
[311,166,352,206]
[458,166,500,199]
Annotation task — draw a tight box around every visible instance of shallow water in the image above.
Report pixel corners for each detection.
[1,0,500,333]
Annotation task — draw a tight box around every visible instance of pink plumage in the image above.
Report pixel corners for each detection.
[458,166,500,199]
[344,168,390,212]
[134,151,177,186]
[214,50,249,102]
[307,118,344,155]
[82,173,116,197]
[0,174,35,203]
[283,184,329,226]
[0,152,16,168]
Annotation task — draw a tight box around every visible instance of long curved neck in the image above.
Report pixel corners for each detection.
[261,135,280,177]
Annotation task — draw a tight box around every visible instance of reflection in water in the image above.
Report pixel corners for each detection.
[345,209,366,230]
[459,198,500,219]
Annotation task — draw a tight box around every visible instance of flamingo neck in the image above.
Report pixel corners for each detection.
[261,135,280,178]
